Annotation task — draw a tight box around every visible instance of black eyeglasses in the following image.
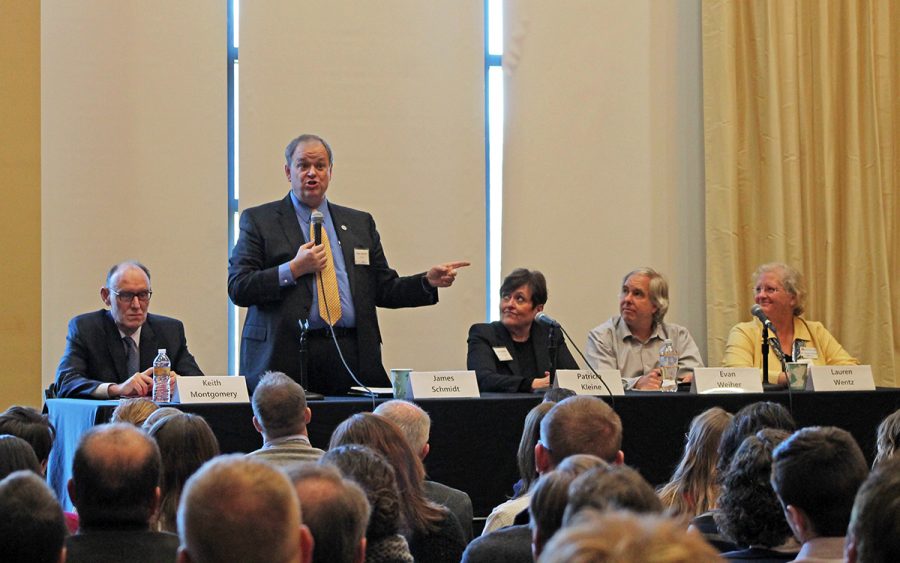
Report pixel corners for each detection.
[110,289,152,303]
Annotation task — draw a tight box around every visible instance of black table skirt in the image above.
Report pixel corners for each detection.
[47,389,900,516]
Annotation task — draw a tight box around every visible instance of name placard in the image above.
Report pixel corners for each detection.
[691,368,763,394]
[555,369,625,396]
[407,371,480,399]
[173,375,250,404]
[807,365,875,392]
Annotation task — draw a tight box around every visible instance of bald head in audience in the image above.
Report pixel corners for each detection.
[178,455,313,563]
[0,470,67,563]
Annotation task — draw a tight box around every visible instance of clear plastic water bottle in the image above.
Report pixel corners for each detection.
[659,339,678,392]
[152,348,171,403]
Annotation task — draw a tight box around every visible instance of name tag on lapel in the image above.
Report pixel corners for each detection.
[354,248,370,265]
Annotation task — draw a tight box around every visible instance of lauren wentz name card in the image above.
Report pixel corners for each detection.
[406,371,480,399]
[555,369,625,396]
[173,376,250,404]
[691,368,764,394]
[807,365,875,391]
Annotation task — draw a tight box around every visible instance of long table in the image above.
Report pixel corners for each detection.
[47,390,900,515]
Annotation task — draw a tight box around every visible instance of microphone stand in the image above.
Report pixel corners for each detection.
[547,326,559,386]
[298,319,324,400]
[761,324,769,386]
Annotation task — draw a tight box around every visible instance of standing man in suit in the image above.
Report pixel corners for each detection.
[228,134,468,395]
[55,261,203,399]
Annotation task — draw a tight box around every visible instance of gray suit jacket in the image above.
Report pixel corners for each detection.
[423,480,474,541]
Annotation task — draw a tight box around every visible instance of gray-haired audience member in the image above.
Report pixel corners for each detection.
[0,434,42,479]
[66,423,179,563]
[770,426,868,563]
[0,470,67,563]
[373,400,474,540]
[247,371,325,468]
[846,458,900,563]
[141,406,182,432]
[322,445,414,563]
[539,510,723,563]
[563,465,663,526]
[287,463,370,563]
[0,405,55,474]
[178,454,313,563]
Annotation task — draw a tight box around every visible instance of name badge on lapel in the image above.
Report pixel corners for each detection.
[354,248,370,265]
[493,347,513,362]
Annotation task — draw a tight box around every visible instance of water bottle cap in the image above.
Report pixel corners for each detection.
[664,339,673,344]
[158,348,166,354]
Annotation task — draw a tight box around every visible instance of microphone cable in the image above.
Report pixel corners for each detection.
[557,325,615,409]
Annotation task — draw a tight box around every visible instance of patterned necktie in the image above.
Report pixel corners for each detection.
[123,336,139,376]
[311,219,342,325]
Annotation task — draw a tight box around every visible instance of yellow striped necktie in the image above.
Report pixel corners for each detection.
[310,220,342,325]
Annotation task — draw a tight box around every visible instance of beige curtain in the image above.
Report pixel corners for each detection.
[703,0,899,386]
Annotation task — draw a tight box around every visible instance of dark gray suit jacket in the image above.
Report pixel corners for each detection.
[424,479,474,541]
[65,527,179,563]
[228,195,437,393]
[55,309,203,398]
[466,321,578,392]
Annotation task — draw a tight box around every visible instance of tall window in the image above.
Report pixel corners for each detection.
[486,0,503,320]
[228,0,240,374]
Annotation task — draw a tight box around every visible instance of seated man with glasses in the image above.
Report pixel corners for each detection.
[55,261,203,398]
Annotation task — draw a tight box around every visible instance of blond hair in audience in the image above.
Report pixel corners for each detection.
[111,397,159,427]
[539,510,722,563]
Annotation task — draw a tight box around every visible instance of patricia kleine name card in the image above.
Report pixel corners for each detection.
[691,368,763,394]
[174,375,250,404]
[555,369,625,396]
[406,371,480,399]
[807,365,875,391]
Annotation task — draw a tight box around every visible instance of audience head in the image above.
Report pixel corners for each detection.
[846,458,900,563]
[329,412,445,535]
[874,408,900,468]
[715,428,792,549]
[178,455,311,563]
[542,387,576,403]
[141,406,182,432]
[287,463,370,563]
[563,465,663,526]
[0,470,67,563]
[373,400,431,459]
[321,444,405,544]
[539,510,723,563]
[111,397,159,427]
[251,371,310,440]
[771,426,868,542]
[69,422,161,528]
[0,406,55,469]
[658,407,733,517]
[717,401,795,475]
[529,455,608,559]
[0,434,42,479]
[517,401,556,496]
[148,413,220,533]
[538,396,623,471]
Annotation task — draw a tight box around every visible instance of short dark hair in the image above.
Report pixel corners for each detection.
[0,406,55,464]
[106,261,151,287]
[0,470,66,563]
[771,426,868,537]
[0,435,42,479]
[252,371,309,439]
[541,397,622,465]
[72,423,161,527]
[321,444,402,542]
[287,463,370,563]
[543,387,576,403]
[500,268,548,306]
[849,458,900,563]
[563,465,662,525]
[717,401,796,475]
[285,134,333,167]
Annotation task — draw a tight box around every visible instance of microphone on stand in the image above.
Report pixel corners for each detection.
[750,304,777,334]
[311,210,324,245]
[535,312,561,328]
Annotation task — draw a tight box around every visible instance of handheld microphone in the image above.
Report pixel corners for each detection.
[535,312,561,328]
[311,210,324,245]
[750,304,777,334]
